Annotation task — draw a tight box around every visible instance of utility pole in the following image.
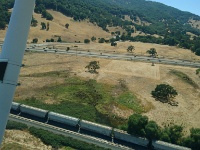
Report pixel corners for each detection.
[0,0,35,146]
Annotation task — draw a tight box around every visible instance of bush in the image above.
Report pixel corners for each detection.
[84,39,90,43]
[111,42,117,46]
[57,37,62,42]
[196,68,200,75]
[46,39,50,42]
[32,38,38,43]
[98,38,105,43]
[91,36,96,41]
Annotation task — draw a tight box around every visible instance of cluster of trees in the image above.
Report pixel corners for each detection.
[127,113,200,150]
[46,37,62,42]
[33,0,200,36]
[0,0,14,29]
[34,3,53,20]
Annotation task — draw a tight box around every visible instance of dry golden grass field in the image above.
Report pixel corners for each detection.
[13,51,200,135]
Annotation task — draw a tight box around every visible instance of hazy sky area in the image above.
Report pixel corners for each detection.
[149,0,200,16]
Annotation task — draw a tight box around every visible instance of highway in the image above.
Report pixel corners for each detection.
[1,42,200,68]
[9,111,148,150]
[25,47,200,68]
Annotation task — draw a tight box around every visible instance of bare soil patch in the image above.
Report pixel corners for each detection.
[2,130,52,150]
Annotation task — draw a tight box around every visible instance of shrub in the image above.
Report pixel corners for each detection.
[57,37,62,42]
[84,39,90,43]
[32,38,38,43]
[98,38,105,43]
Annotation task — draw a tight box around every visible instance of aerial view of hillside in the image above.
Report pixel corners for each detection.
[0,0,200,150]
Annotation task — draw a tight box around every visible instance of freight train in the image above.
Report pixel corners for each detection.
[10,102,191,150]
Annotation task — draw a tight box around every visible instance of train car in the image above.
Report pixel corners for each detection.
[20,104,48,118]
[80,120,112,137]
[11,102,20,111]
[48,112,79,126]
[153,141,191,150]
[114,129,148,147]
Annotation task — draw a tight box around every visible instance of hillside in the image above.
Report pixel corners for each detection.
[28,10,111,43]
[1,0,200,55]
[14,49,200,134]
[0,10,111,43]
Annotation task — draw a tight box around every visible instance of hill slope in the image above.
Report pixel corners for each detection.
[1,0,200,54]
[28,10,110,43]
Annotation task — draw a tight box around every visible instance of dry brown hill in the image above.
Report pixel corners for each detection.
[0,10,111,43]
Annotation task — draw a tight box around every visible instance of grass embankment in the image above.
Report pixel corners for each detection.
[1,143,28,150]
[17,71,144,127]
[4,121,109,150]
[170,70,199,89]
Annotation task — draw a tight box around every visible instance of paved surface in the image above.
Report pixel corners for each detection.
[26,47,200,68]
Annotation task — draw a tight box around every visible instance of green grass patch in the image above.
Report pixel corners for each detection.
[20,70,70,78]
[116,92,143,113]
[196,68,200,75]
[18,97,98,123]
[17,76,145,127]
[1,143,29,150]
[170,70,199,88]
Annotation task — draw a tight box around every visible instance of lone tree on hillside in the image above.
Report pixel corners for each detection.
[146,48,157,57]
[32,38,38,43]
[127,45,135,53]
[65,23,69,29]
[57,37,62,42]
[46,22,49,31]
[31,17,38,27]
[91,36,96,41]
[41,22,46,30]
[84,39,90,44]
[85,61,100,73]
[151,84,178,104]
